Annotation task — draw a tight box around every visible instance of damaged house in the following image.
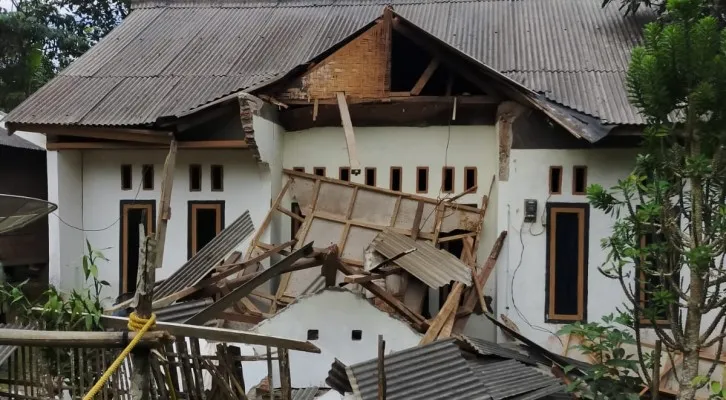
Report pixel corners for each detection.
[3,0,684,389]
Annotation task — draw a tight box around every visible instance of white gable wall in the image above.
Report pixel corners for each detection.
[252,289,423,388]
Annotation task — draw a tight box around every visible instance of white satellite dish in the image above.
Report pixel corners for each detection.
[0,194,57,234]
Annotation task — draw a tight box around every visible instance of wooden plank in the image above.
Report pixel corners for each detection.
[188,338,206,400]
[277,206,305,223]
[458,231,507,316]
[20,124,173,144]
[410,58,440,96]
[321,251,338,287]
[153,240,296,308]
[439,304,458,339]
[47,140,248,150]
[335,92,361,174]
[438,232,477,243]
[185,243,315,325]
[266,347,274,400]
[334,256,428,331]
[245,179,293,259]
[279,348,292,400]
[411,201,424,240]
[343,268,401,284]
[377,335,387,400]
[0,329,171,347]
[420,282,464,345]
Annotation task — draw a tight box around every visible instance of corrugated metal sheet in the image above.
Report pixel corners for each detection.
[326,359,353,394]
[292,386,320,400]
[155,298,214,323]
[153,210,254,300]
[0,322,38,366]
[461,336,536,365]
[371,229,471,288]
[345,339,491,400]
[0,121,43,151]
[468,359,562,400]
[6,0,653,127]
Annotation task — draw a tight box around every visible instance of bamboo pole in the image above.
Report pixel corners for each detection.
[0,330,172,347]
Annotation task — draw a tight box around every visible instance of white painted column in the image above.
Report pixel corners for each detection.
[47,150,84,292]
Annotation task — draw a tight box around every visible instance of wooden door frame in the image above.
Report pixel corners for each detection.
[119,200,156,295]
[187,201,225,259]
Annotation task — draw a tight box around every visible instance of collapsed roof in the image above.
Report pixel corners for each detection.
[4,0,653,131]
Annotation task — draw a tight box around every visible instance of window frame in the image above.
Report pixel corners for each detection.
[572,165,588,195]
[464,166,477,192]
[189,164,202,192]
[211,164,224,192]
[549,166,563,195]
[121,164,133,191]
[441,166,455,193]
[187,201,225,259]
[416,166,429,194]
[545,202,589,323]
[141,164,154,191]
[313,167,326,177]
[119,200,156,295]
[390,166,402,191]
[365,167,377,186]
[339,167,351,182]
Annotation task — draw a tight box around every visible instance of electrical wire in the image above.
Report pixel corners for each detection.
[509,212,564,343]
[52,165,149,232]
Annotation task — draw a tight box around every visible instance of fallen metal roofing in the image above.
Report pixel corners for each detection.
[344,339,491,400]
[292,386,320,400]
[155,298,214,323]
[153,210,254,300]
[6,0,653,128]
[0,115,42,151]
[467,359,563,400]
[460,336,536,366]
[371,229,472,288]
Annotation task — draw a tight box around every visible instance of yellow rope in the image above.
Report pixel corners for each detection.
[82,312,157,400]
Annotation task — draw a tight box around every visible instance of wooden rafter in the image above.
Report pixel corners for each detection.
[410,59,440,96]
[336,92,362,175]
[18,124,174,144]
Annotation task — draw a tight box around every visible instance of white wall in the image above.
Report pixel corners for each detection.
[47,150,84,292]
[79,149,269,301]
[496,148,640,350]
[252,288,423,388]
[282,126,499,319]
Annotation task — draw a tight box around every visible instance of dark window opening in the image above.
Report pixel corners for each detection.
[442,167,454,193]
[573,166,587,195]
[211,165,224,192]
[546,204,588,322]
[439,229,470,259]
[549,166,562,195]
[188,202,224,259]
[313,167,326,177]
[390,167,402,191]
[307,329,319,340]
[121,165,132,191]
[291,202,303,240]
[464,167,477,191]
[293,167,305,173]
[120,201,155,295]
[417,167,429,193]
[365,167,376,186]
[189,165,202,192]
[339,167,351,182]
[351,330,362,341]
[142,164,154,190]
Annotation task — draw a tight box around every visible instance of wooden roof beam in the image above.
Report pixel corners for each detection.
[11,124,174,144]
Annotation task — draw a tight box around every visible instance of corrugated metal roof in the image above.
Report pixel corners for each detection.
[371,229,472,288]
[468,359,563,400]
[345,339,491,400]
[292,386,320,400]
[0,114,43,150]
[461,336,536,365]
[155,298,214,323]
[153,210,254,300]
[6,0,653,127]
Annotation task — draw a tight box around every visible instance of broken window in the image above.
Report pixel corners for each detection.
[390,167,402,191]
[442,167,454,193]
[339,167,351,182]
[549,166,562,195]
[189,164,202,192]
[365,167,376,186]
[573,166,587,195]
[546,204,588,322]
[351,330,362,341]
[142,164,154,190]
[464,167,477,191]
[307,329,319,340]
[211,165,224,192]
[121,165,132,191]
[188,201,224,259]
[120,201,155,294]
[313,167,326,177]
[417,167,429,193]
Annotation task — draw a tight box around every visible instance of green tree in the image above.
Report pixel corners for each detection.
[0,0,129,111]
[601,0,726,24]
[589,0,726,398]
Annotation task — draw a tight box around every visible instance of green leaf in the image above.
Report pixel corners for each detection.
[712,381,722,394]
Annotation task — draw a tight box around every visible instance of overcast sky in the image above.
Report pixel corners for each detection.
[0,0,13,10]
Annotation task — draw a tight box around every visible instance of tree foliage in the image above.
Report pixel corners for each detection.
[0,0,129,112]
[588,0,726,398]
